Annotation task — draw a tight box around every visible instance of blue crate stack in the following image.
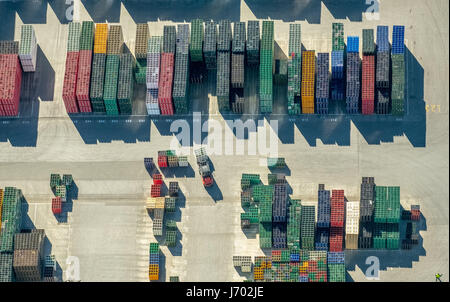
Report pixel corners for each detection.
[331,50,345,101]
[315,228,330,251]
[392,25,405,54]
[316,53,330,114]
[376,25,391,114]
[376,26,389,52]
[272,184,287,223]
[347,36,359,53]
[272,223,287,249]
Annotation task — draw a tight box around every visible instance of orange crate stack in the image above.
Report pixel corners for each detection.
[301,50,315,114]
[149,264,159,281]
[94,24,108,54]
[253,266,264,280]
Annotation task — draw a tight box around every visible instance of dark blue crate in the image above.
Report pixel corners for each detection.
[317,190,331,227]
[376,26,389,52]
[299,275,308,282]
[316,53,329,100]
[315,243,328,251]
[346,98,359,114]
[144,157,153,167]
[149,254,159,263]
[331,79,345,101]
[315,227,329,251]
[327,252,345,264]
[272,184,287,222]
[290,253,300,262]
[392,25,405,54]
[347,36,359,53]
[316,98,329,115]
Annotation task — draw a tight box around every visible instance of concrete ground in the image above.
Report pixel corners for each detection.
[0,0,448,282]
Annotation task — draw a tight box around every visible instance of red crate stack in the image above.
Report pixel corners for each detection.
[330,190,345,227]
[361,55,375,115]
[151,184,161,197]
[158,155,168,168]
[62,52,80,113]
[329,226,343,252]
[0,54,22,116]
[76,50,92,112]
[411,205,420,221]
[52,197,62,215]
[158,53,174,115]
[153,173,163,185]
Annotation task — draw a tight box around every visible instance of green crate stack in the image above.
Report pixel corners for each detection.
[79,21,95,50]
[328,263,345,282]
[165,197,176,213]
[259,201,272,223]
[67,22,81,52]
[386,187,400,223]
[165,219,177,231]
[117,53,135,115]
[281,249,290,262]
[267,157,286,168]
[362,29,375,55]
[301,206,315,250]
[373,223,387,249]
[287,199,301,250]
[0,253,14,282]
[374,186,387,223]
[241,190,251,207]
[259,222,272,249]
[90,53,107,113]
[135,59,147,84]
[190,19,204,62]
[386,223,400,249]
[391,54,405,115]
[165,230,176,247]
[241,206,259,224]
[0,187,23,253]
[55,185,66,201]
[241,174,261,190]
[332,23,345,51]
[103,55,120,115]
[169,276,179,282]
[259,21,274,113]
[62,174,73,189]
[50,174,61,189]
[288,24,302,115]
[252,185,273,203]
[149,243,159,255]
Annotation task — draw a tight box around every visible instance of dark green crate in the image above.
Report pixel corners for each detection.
[103,55,120,115]
[165,219,177,231]
[149,243,159,254]
[117,53,135,115]
[332,23,345,51]
[190,19,204,62]
[165,197,176,213]
[79,21,94,50]
[134,58,147,85]
[50,174,61,188]
[362,29,375,54]
[165,230,177,247]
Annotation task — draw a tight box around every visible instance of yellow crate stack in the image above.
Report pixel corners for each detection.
[301,50,316,114]
[149,264,159,281]
[94,23,108,54]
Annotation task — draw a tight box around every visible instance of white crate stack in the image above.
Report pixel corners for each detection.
[345,201,360,249]
[18,25,37,72]
[146,36,162,115]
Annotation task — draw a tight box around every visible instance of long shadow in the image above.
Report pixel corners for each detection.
[234,265,253,280]
[159,163,195,178]
[205,181,223,202]
[0,4,16,40]
[294,116,351,146]
[242,224,258,239]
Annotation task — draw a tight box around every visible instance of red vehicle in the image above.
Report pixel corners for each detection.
[195,147,214,188]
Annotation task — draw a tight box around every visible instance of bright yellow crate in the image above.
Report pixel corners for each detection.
[299,261,309,274]
[149,264,159,281]
[253,267,264,280]
[94,23,108,54]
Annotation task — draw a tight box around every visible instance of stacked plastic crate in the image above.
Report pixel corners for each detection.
[272,184,287,248]
[13,230,45,281]
[204,21,217,69]
[247,20,259,66]
[0,189,3,232]
[298,249,309,282]
[345,201,359,249]
[0,49,22,116]
[327,251,345,282]
[76,21,94,112]
[240,173,261,227]
[316,53,329,114]
[62,22,81,114]
[329,190,344,252]
[359,177,374,248]
[135,23,149,85]
[149,243,160,281]
[18,25,37,72]
[159,26,176,115]
[117,53,135,115]
[301,51,315,114]
[231,22,245,114]
[0,187,23,253]
[274,59,287,85]
[287,199,301,251]
[233,256,252,273]
[362,29,375,114]
[146,36,162,115]
[287,24,301,115]
[173,24,190,114]
[254,185,273,249]
[190,19,203,63]
[216,20,232,111]
[376,26,390,114]
[0,41,18,55]
[346,36,360,114]
[103,25,123,115]
[316,188,330,250]
[331,23,345,102]
[301,206,315,250]
[308,251,327,282]
[391,25,405,116]
[43,255,56,281]
[90,23,108,114]
[373,186,400,249]
[259,21,274,113]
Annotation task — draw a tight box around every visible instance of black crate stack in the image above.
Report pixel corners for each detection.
[204,21,217,70]
[316,53,330,114]
[246,21,259,65]
[272,183,287,249]
[359,177,375,248]
[231,22,245,114]
[216,20,232,111]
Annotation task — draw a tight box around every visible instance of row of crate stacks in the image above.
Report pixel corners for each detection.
[0,25,37,116]
[0,187,56,282]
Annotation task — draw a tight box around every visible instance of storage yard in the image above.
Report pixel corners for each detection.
[0,0,448,282]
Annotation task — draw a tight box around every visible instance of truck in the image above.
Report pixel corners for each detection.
[194,147,214,188]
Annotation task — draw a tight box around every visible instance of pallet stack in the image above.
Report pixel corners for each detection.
[204,21,217,69]
[331,23,345,102]
[327,252,345,282]
[90,23,108,114]
[316,188,330,250]
[173,24,190,114]
[259,21,274,113]
[18,25,37,72]
[158,26,176,115]
[43,255,56,281]
[345,201,360,249]
[0,187,23,253]
[117,53,135,115]
[149,243,160,281]
[231,22,245,114]
[13,230,45,281]
[103,25,123,115]
[76,21,94,113]
[359,177,375,249]
[272,184,287,248]
[287,199,301,250]
[301,206,315,250]
[254,184,273,249]
[62,22,81,114]
[391,25,405,116]
[146,36,162,115]
[247,21,260,66]
[329,190,344,252]
[376,25,390,114]
[346,36,360,114]
[362,29,375,114]
[316,53,329,114]
[373,186,400,249]
[135,23,149,85]
[287,24,301,115]
[216,20,232,111]
[0,51,22,116]
[190,19,204,63]
[301,51,315,114]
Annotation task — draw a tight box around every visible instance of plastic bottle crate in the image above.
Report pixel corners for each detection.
[117,53,135,115]
[247,20,260,65]
[315,228,329,251]
[316,53,329,114]
[331,50,344,80]
[146,53,161,90]
[259,222,272,249]
[328,263,345,282]
[204,21,217,69]
[149,242,159,254]
[216,51,231,111]
[103,55,120,115]
[362,55,375,114]
[149,254,159,264]
[386,187,401,223]
[272,184,287,222]
[218,20,232,52]
[94,24,108,54]
[135,23,149,59]
[329,227,343,252]
[55,185,67,202]
[62,52,80,113]
[346,52,360,98]
[252,184,273,203]
[165,219,177,231]
[330,190,345,227]
[190,19,204,62]
[332,23,345,51]
[0,54,22,116]
[149,264,159,280]
[374,186,388,223]
[362,29,375,54]
[301,206,315,238]
[373,223,387,249]
[79,21,94,51]
[107,25,123,55]
[153,219,163,236]
[392,25,405,54]
[168,181,179,197]
[232,22,246,53]
[0,41,19,54]
[358,222,373,249]
[376,26,389,52]
[241,191,251,207]
[173,25,190,114]
[272,223,287,249]
[327,252,345,264]
[376,51,390,88]
[153,173,163,185]
[345,233,359,249]
[386,223,400,249]
[376,88,390,114]
[347,36,359,53]
[231,53,245,88]
[151,184,161,198]
[165,230,177,247]
[90,53,107,113]
[258,202,272,223]
[158,52,175,115]
[317,190,331,228]
[391,53,405,116]
[288,24,301,55]
[135,59,147,85]
[76,50,93,111]
[51,197,62,215]
[50,174,61,189]
[19,25,37,72]
[67,22,81,52]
